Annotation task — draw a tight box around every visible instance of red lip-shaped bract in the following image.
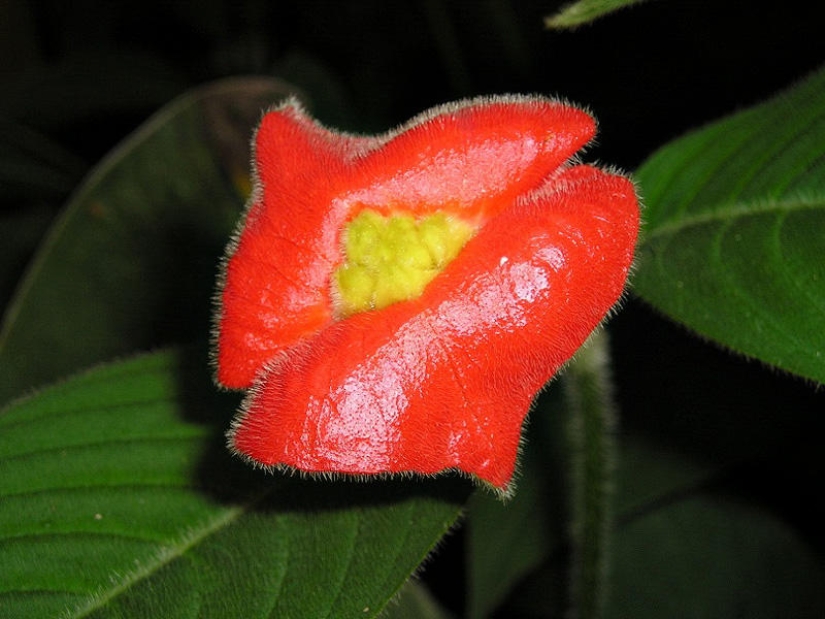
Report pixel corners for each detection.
[215,95,639,494]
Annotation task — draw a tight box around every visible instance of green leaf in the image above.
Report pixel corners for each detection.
[609,494,825,618]
[544,0,651,29]
[633,65,825,385]
[0,77,294,405]
[0,349,468,618]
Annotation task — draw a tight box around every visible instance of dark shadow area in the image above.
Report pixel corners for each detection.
[611,298,825,554]
[611,298,825,464]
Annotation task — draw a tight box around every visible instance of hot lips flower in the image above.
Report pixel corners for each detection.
[214,95,639,495]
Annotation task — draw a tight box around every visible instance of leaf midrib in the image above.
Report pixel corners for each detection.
[63,498,256,619]
[639,194,824,246]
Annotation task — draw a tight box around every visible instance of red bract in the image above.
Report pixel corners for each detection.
[215,96,639,495]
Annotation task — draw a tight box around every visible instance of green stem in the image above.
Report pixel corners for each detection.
[564,329,617,619]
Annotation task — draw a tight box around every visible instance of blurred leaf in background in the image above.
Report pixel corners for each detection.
[0,78,291,404]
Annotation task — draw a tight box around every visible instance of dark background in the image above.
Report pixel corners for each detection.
[4,0,824,168]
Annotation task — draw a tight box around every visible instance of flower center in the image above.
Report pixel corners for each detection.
[333,209,476,316]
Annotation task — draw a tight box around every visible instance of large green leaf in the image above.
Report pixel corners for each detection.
[633,65,825,385]
[0,349,468,618]
[0,77,292,405]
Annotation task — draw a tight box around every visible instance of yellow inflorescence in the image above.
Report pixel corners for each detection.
[334,209,476,316]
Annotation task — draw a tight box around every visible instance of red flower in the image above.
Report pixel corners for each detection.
[214,96,639,494]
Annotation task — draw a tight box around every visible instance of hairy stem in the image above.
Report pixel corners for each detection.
[564,329,617,619]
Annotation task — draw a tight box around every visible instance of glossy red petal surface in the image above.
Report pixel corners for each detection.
[229,166,639,492]
[345,97,596,222]
[216,105,372,388]
[215,97,597,389]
